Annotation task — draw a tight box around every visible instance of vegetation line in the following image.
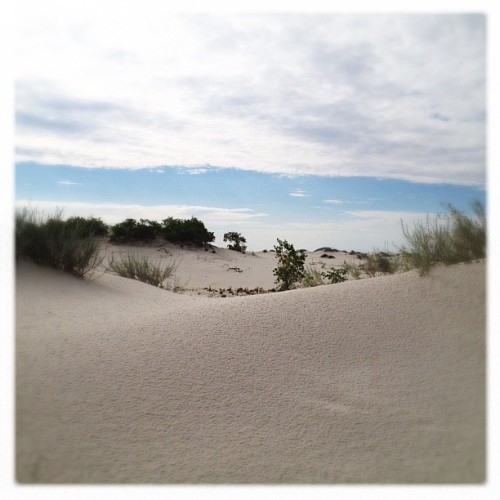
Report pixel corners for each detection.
[15,200,486,291]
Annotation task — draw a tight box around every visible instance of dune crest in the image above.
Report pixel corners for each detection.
[16,259,485,483]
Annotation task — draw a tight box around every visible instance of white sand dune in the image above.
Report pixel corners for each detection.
[16,257,485,483]
[99,241,365,293]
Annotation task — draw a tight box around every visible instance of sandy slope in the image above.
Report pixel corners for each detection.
[16,259,485,483]
[99,241,364,293]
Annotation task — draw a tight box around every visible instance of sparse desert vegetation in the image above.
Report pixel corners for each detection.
[109,216,215,246]
[223,231,247,253]
[300,265,325,288]
[15,208,104,277]
[400,200,486,275]
[15,200,486,293]
[272,238,307,291]
[107,253,179,289]
[322,267,348,284]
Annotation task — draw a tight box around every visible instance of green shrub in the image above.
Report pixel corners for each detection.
[107,253,178,288]
[15,208,104,277]
[110,218,160,242]
[400,200,486,275]
[273,238,306,291]
[135,219,162,241]
[223,231,247,253]
[322,267,348,284]
[66,216,109,238]
[161,216,215,246]
[110,216,215,246]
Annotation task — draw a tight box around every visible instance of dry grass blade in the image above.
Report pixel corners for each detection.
[107,253,178,288]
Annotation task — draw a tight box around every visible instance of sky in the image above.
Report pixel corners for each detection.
[13,2,488,252]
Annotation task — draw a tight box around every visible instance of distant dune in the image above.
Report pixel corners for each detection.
[16,250,485,483]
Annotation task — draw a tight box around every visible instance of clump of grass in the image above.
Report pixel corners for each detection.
[446,200,486,262]
[361,251,398,277]
[107,253,178,288]
[341,261,362,279]
[15,208,104,277]
[390,252,415,273]
[400,200,486,275]
[300,265,325,288]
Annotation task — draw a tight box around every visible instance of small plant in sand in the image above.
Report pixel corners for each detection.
[360,251,397,277]
[107,253,178,288]
[273,238,306,291]
[322,267,348,284]
[223,231,247,253]
[341,261,362,280]
[300,265,325,287]
[400,200,486,275]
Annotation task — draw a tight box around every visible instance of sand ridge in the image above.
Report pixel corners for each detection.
[98,241,365,294]
[15,256,486,483]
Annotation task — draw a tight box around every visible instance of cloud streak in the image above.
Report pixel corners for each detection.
[289,189,310,198]
[15,199,269,227]
[15,9,485,185]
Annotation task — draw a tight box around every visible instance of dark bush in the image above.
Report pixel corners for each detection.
[135,219,161,241]
[66,216,109,238]
[110,218,160,242]
[223,231,247,253]
[161,216,215,246]
[110,218,139,242]
[273,238,306,291]
[109,216,215,246]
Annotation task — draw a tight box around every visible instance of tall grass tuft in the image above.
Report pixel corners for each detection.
[16,208,104,277]
[300,265,325,287]
[361,251,398,277]
[107,253,178,288]
[341,261,362,279]
[400,200,486,275]
[446,200,486,262]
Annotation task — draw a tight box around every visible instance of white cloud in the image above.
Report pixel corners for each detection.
[178,168,209,175]
[289,189,310,197]
[324,199,344,204]
[14,9,485,186]
[15,199,268,226]
[57,180,80,185]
